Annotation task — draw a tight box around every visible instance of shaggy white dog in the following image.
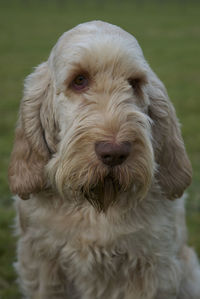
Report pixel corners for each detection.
[9,21,200,299]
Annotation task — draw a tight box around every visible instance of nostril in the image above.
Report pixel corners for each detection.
[119,155,126,161]
[102,154,113,164]
[103,154,112,159]
[119,155,125,159]
[95,141,131,167]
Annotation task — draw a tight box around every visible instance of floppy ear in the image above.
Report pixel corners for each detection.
[8,62,55,199]
[147,74,192,199]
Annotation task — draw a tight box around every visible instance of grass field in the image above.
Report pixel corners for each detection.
[0,0,200,297]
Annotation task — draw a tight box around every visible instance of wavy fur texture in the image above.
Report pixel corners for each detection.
[9,21,200,299]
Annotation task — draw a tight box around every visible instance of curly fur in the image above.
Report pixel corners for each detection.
[9,21,200,299]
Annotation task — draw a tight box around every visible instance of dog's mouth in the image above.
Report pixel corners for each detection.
[81,175,122,212]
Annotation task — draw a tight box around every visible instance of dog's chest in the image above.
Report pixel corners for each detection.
[44,206,139,297]
[55,211,146,298]
[19,198,182,298]
[28,199,177,267]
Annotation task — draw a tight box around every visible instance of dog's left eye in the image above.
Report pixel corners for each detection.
[128,78,142,94]
[71,75,89,91]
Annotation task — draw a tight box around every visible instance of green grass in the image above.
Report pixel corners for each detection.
[0,0,200,297]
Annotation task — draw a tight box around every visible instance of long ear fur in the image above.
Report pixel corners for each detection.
[8,62,54,199]
[147,73,192,199]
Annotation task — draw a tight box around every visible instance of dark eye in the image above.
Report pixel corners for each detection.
[128,78,142,94]
[71,74,89,91]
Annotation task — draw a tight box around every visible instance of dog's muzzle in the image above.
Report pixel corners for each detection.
[80,141,132,211]
[82,174,122,212]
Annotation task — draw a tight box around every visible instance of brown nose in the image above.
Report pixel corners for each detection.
[95,141,131,167]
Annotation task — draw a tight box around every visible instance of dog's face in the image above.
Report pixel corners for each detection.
[9,21,192,211]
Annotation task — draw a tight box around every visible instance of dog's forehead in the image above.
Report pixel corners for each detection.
[55,21,141,52]
[49,21,145,71]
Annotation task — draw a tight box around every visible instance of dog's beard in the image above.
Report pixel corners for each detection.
[81,174,122,212]
[48,114,155,211]
[48,146,154,212]
[76,160,151,212]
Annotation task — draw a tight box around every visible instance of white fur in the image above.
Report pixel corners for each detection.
[9,21,200,299]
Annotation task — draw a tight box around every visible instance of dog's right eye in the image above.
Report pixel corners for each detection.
[128,78,142,95]
[71,74,89,92]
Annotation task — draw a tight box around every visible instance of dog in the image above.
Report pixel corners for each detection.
[8,21,200,299]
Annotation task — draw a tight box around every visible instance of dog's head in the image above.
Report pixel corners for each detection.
[9,21,192,211]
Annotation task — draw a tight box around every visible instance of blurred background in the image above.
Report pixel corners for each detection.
[0,0,199,297]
